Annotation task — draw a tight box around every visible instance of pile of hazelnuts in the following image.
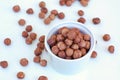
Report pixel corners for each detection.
[48,27,91,59]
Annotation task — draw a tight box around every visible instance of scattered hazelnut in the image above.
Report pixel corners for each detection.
[80,0,89,7]
[103,34,111,41]
[39,12,45,19]
[25,25,33,32]
[59,0,65,6]
[33,56,41,63]
[4,38,11,46]
[22,31,28,38]
[91,51,97,58]
[108,45,114,53]
[20,58,28,66]
[49,14,55,20]
[25,37,33,45]
[17,71,25,79]
[26,8,34,14]
[92,17,101,24]
[34,47,42,56]
[66,0,72,6]
[37,42,45,50]
[30,32,37,40]
[39,35,45,42]
[39,1,46,8]
[51,10,58,16]
[44,18,51,25]
[58,12,65,19]
[77,17,86,24]
[38,75,48,80]
[78,10,84,16]
[0,61,8,68]
[13,5,20,12]
[18,19,26,26]
[40,59,47,67]
[41,7,48,14]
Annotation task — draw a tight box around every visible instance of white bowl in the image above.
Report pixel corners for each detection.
[45,22,95,74]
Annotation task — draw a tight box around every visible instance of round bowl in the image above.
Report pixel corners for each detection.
[45,22,95,74]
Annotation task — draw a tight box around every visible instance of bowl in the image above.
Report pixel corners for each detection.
[45,22,95,74]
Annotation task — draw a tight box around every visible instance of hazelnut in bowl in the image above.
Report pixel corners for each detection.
[45,22,95,74]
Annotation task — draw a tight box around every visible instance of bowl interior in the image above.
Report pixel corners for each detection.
[45,22,95,61]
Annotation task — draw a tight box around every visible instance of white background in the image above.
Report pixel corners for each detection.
[0,0,120,80]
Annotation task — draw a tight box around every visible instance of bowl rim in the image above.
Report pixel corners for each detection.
[45,21,96,62]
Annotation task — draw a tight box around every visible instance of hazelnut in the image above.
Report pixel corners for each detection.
[83,34,91,41]
[0,61,8,68]
[4,38,11,46]
[39,1,46,8]
[40,59,47,67]
[77,17,86,24]
[92,17,101,24]
[91,51,97,58]
[39,35,45,42]
[66,0,72,6]
[26,8,34,14]
[59,0,65,6]
[67,30,77,40]
[51,9,58,16]
[57,41,66,50]
[78,40,86,48]
[41,7,48,14]
[103,34,111,41]
[108,45,114,53]
[39,12,45,19]
[13,5,20,12]
[49,14,55,20]
[78,10,84,16]
[20,58,28,66]
[80,0,88,7]
[71,44,79,50]
[34,47,42,56]
[85,41,91,50]
[61,27,69,37]
[81,48,87,56]
[17,71,25,79]
[51,46,59,55]
[22,31,28,38]
[74,36,81,43]
[30,32,37,40]
[56,34,64,42]
[65,39,73,46]
[58,12,65,19]
[47,35,56,47]
[18,19,26,26]
[25,25,32,32]
[73,50,82,59]
[71,28,80,34]
[44,18,51,25]
[38,76,48,80]
[33,56,41,63]
[65,48,74,57]
[25,37,33,45]
[58,51,66,59]
[37,42,45,50]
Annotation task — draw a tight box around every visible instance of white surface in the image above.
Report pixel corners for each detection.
[0,0,120,80]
